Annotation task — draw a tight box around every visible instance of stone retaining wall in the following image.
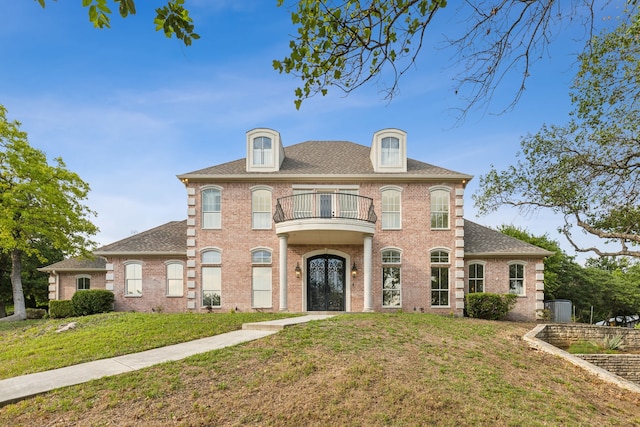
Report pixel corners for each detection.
[576,354,640,384]
[536,324,640,350]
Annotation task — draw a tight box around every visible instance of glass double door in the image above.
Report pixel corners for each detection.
[307,255,345,311]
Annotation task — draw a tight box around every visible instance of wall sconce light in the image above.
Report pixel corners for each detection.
[351,262,358,278]
[295,262,302,279]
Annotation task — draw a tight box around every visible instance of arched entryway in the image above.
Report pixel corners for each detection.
[307,254,345,311]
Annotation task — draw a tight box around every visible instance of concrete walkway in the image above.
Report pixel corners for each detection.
[0,314,334,407]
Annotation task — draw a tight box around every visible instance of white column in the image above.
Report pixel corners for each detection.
[363,234,373,312]
[279,234,288,312]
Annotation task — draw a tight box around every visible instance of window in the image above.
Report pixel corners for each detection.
[125,262,142,296]
[202,250,222,307]
[509,263,525,296]
[430,250,449,307]
[381,136,400,166]
[338,189,358,219]
[382,249,401,307]
[381,188,401,229]
[76,276,90,291]
[166,262,184,296]
[252,188,272,229]
[252,249,272,308]
[430,189,450,229]
[252,136,273,166]
[202,187,221,229]
[468,263,484,293]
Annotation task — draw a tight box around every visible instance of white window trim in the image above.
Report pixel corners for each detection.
[246,128,283,172]
[165,260,185,297]
[201,185,223,230]
[430,186,451,230]
[124,260,143,297]
[507,260,527,297]
[370,128,407,173]
[430,249,451,308]
[468,261,486,294]
[75,274,91,291]
[381,248,402,308]
[251,248,273,309]
[381,186,402,230]
[251,186,273,230]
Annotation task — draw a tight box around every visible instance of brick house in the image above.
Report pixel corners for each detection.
[41,128,553,320]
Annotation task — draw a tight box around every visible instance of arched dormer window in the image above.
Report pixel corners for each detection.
[370,129,407,173]
[246,128,284,172]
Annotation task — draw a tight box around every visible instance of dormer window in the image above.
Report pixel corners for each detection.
[370,129,407,173]
[252,136,273,166]
[381,137,400,166]
[246,128,285,172]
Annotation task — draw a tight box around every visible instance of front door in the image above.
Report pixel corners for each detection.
[307,255,345,311]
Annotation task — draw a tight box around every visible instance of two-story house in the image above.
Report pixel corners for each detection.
[41,128,553,320]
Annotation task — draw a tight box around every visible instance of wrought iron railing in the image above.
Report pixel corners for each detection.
[274,193,377,224]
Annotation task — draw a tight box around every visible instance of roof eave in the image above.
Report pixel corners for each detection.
[465,250,555,258]
[93,251,187,257]
[38,267,106,273]
[176,173,474,183]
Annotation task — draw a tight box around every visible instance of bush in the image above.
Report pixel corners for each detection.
[26,308,47,319]
[49,300,75,319]
[466,293,518,320]
[71,290,115,316]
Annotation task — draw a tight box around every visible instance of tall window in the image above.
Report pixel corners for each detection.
[252,249,272,308]
[253,136,273,166]
[382,249,401,307]
[430,189,449,229]
[252,188,272,229]
[202,250,222,307]
[166,262,184,296]
[381,136,400,166]
[202,187,221,229]
[338,189,358,219]
[509,263,525,296]
[430,250,449,306]
[468,263,484,293]
[381,188,401,229]
[125,262,142,296]
[76,276,90,291]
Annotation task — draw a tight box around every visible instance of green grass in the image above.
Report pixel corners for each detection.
[1,313,640,426]
[0,311,297,379]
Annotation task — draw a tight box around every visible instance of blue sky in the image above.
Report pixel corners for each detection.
[0,1,622,262]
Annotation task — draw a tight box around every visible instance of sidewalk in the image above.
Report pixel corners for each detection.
[0,314,334,407]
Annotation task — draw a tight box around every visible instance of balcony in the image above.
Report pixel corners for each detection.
[273,193,377,245]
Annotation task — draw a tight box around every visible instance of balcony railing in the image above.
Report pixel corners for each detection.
[274,193,377,224]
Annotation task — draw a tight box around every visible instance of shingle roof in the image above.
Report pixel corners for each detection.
[39,256,107,272]
[464,220,554,257]
[178,141,472,179]
[93,220,187,255]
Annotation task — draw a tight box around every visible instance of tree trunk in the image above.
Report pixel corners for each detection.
[0,249,26,321]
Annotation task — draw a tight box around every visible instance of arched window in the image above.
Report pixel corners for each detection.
[202,249,222,307]
[430,250,450,307]
[381,187,401,229]
[252,188,272,229]
[125,261,142,296]
[382,249,401,307]
[508,262,526,296]
[202,187,221,229]
[430,189,450,229]
[166,262,184,296]
[468,262,485,293]
[251,249,272,308]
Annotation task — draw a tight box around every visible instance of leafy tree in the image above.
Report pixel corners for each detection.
[274,0,620,110]
[474,9,640,258]
[35,0,199,46]
[0,105,98,321]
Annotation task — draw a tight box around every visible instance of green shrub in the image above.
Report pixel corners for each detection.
[71,290,115,316]
[49,300,75,319]
[26,308,47,319]
[466,293,518,320]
